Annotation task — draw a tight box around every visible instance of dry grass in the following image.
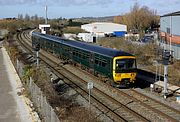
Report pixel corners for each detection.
[28,67,99,121]
[62,27,85,34]
[97,37,156,66]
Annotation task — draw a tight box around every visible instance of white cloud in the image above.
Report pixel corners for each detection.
[0,0,37,5]
[0,0,115,6]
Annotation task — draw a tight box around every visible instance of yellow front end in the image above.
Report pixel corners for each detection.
[113,56,137,84]
[114,73,136,83]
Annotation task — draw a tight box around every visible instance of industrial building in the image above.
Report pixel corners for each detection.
[81,22,127,37]
[160,11,180,59]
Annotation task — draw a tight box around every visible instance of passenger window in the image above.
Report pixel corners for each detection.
[102,62,107,67]
[95,60,99,64]
[82,54,86,59]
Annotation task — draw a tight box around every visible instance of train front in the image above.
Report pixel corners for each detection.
[113,56,137,87]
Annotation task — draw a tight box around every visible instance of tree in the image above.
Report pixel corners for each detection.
[113,16,121,23]
[18,14,23,20]
[115,2,159,37]
[31,14,39,21]
[25,14,30,21]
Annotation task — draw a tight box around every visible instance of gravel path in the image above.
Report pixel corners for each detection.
[0,45,35,122]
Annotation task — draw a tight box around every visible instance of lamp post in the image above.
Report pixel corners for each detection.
[169,15,172,55]
[87,82,93,120]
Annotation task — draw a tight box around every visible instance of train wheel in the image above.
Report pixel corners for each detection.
[111,81,118,88]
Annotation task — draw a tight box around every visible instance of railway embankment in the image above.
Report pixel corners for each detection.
[0,42,39,122]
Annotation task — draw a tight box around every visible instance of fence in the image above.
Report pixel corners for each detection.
[16,59,60,122]
[27,77,60,122]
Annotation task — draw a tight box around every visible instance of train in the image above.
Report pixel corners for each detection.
[32,31,137,87]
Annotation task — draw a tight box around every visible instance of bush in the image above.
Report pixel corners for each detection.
[62,27,85,34]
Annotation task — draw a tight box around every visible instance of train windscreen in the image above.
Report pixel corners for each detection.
[115,59,136,73]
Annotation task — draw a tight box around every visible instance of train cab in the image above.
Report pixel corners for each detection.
[113,56,137,86]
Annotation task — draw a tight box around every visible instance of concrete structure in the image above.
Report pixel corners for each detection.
[0,44,33,122]
[0,29,8,39]
[160,11,180,59]
[77,33,96,43]
[39,24,50,34]
[154,81,180,95]
[81,22,127,37]
[63,33,77,40]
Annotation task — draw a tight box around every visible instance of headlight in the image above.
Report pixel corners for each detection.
[115,74,121,77]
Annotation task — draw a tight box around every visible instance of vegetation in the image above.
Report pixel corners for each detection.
[1,13,87,38]
[113,2,160,37]
[62,26,85,34]
[97,37,156,65]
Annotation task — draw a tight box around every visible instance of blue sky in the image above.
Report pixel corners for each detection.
[0,0,179,19]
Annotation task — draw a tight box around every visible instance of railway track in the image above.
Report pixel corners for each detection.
[16,31,180,122]
[17,31,149,122]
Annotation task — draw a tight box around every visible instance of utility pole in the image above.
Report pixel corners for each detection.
[45,5,47,24]
[169,15,172,55]
[45,0,48,24]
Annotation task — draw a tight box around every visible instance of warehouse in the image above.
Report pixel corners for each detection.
[160,11,180,59]
[81,22,127,37]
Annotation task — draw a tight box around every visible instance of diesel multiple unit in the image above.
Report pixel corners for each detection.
[32,32,137,86]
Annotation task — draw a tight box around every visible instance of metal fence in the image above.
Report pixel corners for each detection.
[15,59,60,122]
[27,78,60,122]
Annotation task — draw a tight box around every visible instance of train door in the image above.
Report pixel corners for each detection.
[69,47,73,62]
[89,52,95,74]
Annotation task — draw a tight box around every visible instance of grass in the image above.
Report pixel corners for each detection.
[62,26,85,34]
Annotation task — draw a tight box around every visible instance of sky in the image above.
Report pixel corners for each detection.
[0,0,179,19]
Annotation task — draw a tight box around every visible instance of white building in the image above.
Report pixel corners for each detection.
[81,22,127,37]
[39,24,50,34]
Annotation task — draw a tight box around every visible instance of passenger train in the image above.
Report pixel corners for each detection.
[32,31,137,87]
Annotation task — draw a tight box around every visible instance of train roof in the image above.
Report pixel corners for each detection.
[32,32,134,58]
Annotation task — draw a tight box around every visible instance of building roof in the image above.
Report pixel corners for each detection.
[82,22,126,27]
[81,22,127,33]
[161,11,180,17]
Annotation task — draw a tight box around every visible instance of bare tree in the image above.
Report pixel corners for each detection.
[114,2,159,36]
[18,14,23,20]
[25,14,30,21]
